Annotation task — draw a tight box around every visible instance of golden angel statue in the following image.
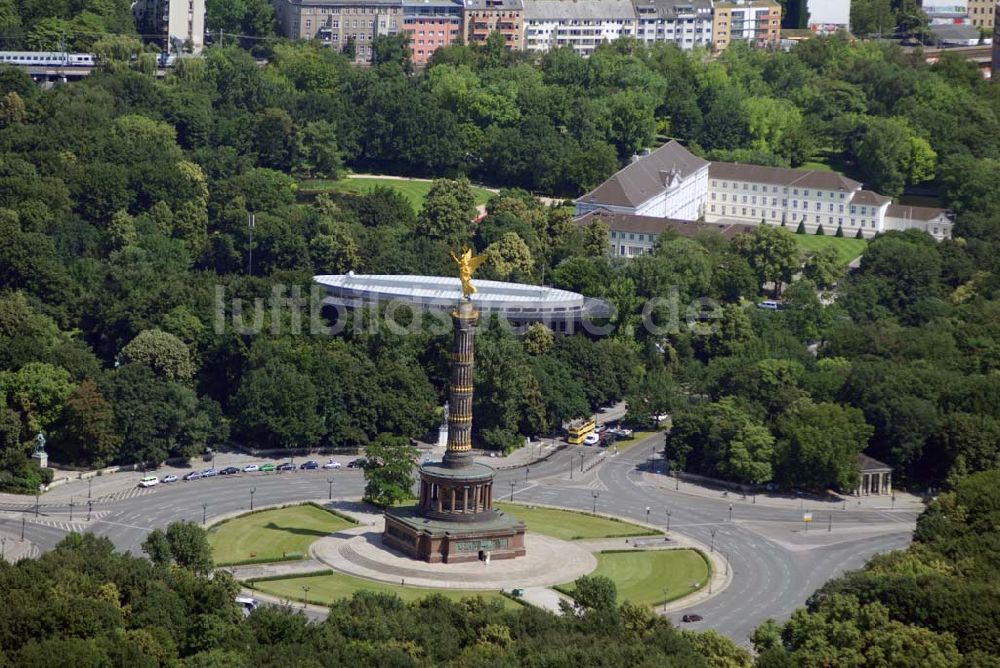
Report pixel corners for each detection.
[451,246,488,299]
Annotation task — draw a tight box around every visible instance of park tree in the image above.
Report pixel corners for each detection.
[233,360,323,450]
[373,32,412,73]
[802,247,842,289]
[143,521,215,575]
[120,329,196,382]
[50,379,122,467]
[295,120,343,179]
[775,400,873,490]
[485,232,533,281]
[851,0,895,36]
[732,225,799,295]
[522,323,554,356]
[0,362,75,434]
[416,179,477,246]
[363,433,417,507]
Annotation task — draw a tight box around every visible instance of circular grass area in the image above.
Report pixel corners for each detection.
[557,549,710,607]
[249,571,519,609]
[208,503,356,566]
[494,502,659,541]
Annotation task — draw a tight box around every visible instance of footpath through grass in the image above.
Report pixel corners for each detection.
[794,235,867,266]
[557,549,710,607]
[300,176,494,211]
[494,502,658,541]
[209,504,356,566]
[250,571,518,609]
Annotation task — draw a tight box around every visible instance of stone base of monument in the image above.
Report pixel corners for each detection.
[383,505,526,564]
[31,451,48,469]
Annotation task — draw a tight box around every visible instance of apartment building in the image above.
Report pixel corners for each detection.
[574,140,710,221]
[968,0,995,29]
[463,0,525,49]
[273,0,402,62]
[523,0,638,57]
[402,0,463,64]
[633,0,713,50]
[712,0,781,51]
[133,0,206,53]
[578,141,953,241]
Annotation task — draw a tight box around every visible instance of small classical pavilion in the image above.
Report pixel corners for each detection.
[857,453,893,496]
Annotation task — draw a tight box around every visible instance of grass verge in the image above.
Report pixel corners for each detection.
[494,502,659,541]
[299,176,494,211]
[248,571,519,609]
[209,503,357,566]
[794,235,868,266]
[555,549,710,607]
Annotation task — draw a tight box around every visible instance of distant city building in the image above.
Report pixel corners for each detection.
[929,21,985,44]
[577,141,953,241]
[921,0,969,24]
[463,0,525,50]
[806,0,850,34]
[133,0,206,53]
[712,0,782,51]
[523,0,637,57]
[633,0,713,50]
[402,0,463,64]
[273,0,403,62]
[968,0,995,29]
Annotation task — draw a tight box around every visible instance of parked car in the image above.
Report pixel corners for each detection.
[259,463,275,472]
[220,466,240,475]
[243,464,259,473]
[595,423,608,433]
[277,462,295,471]
[347,458,367,469]
[300,460,319,470]
[201,468,218,477]
[138,475,159,488]
[584,433,601,446]
[322,460,342,469]
[681,614,703,623]
[183,471,202,481]
[161,474,178,483]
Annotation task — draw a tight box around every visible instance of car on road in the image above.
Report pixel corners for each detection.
[347,458,367,469]
[138,476,159,488]
[259,463,275,472]
[681,614,703,623]
[595,423,607,433]
[300,460,319,470]
[608,427,633,438]
[161,474,178,483]
[243,464,259,473]
[277,462,295,471]
[583,433,601,446]
[220,466,240,475]
[183,471,202,481]
[322,460,342,469]
[201,468,218,477]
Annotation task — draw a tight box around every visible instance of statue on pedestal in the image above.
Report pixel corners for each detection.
[31,432,48,468]
[450,246,488,300]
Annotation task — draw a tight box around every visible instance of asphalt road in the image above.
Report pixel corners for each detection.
[1,436,916,643]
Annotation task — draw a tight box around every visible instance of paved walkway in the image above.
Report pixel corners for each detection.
[637,470,926,512]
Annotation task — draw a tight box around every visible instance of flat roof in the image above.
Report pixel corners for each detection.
[314,273,612,318]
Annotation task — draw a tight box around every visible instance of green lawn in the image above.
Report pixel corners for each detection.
[251,571,518,609]
[558,549,710,607]
[611,431,658,453]
[209,504,356,566]
[494,502,658,541]
[299,176,494,211]
[794,235,868,266]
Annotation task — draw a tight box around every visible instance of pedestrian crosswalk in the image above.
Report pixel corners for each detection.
[95,486,155,503]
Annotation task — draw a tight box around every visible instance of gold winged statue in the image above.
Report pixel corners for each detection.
[451,246,489,299]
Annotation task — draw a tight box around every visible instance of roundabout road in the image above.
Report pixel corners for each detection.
[2,436,916,644]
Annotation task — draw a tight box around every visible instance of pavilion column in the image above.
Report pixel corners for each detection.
[463,486,469,513]
[450,487,456,512]
[886,473,892,495]
[436,485,442,513]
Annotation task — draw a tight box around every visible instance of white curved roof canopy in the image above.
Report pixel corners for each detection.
[313,274,610,319]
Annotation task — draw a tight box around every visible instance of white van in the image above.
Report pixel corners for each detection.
[757,300,781,310]
[138,475,159,488]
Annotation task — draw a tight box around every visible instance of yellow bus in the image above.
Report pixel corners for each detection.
[566,419,596,444]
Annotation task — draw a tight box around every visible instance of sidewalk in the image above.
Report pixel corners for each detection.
[638,471,926,512]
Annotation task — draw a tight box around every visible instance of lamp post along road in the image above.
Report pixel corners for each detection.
[666,508,672,533]
[21,517,25,540]
[302,585,309,608]
[509,480,516,502]
[87,500,92,522]
[250,487,256,511]
[69,498,74,522]
[729,503,733,522]
[592,491,600,514]
[202,503,208,526]
[710,527,717,553]
[645,506,650,524]
[327,478,334,500]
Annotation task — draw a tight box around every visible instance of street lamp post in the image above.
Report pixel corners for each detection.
[828,514,832,532]
[666,509,672,533]
[21,516,25,540]
[34,491,39,517]
[710,527,717,553]
[87,500,92,522]
[302,585,310,608]
[662,588,668,613]
[1,537,5,561]
[69,498,74,522]
[250,487,256,511]
[509,480,516,502]
[724,551,729,576]
[88,477,92,500]
[328,478,334,500]
[569,459,573,480]
[674,470,679,491]
[891,494,896,510]
[580,452,585,472]
[592,491,600,514]
[728,503,733,522]
[645,506,650,524]
[525,466,529,482]
[202,503,208,526]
